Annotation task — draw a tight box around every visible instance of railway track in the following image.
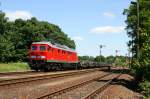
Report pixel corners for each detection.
[0,71,35,76]
[0,68,100,87]
[83,74,122,99]
[38,73,121,99]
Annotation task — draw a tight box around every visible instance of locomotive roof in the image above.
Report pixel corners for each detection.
[32,41,76,52]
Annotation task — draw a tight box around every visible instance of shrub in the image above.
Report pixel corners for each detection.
[139,80,150,97]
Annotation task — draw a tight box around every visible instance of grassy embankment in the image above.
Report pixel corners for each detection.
[0,63,30,72]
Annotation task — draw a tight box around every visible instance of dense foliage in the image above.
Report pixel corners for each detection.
[0,12,75,62]
[124,0,150,97]
[78,55,128,67]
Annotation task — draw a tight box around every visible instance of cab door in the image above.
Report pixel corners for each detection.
[47,46,52,60]
[67,51,71,63]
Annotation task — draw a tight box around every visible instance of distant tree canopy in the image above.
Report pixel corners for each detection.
[79,55,128,67]
[124,0,150,81]
[0,12,75,62]
[78,56,95,62]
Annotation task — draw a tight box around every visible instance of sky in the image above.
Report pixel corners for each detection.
[1,0,132,57]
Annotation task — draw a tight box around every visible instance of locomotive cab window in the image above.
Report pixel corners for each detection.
[31,46,37,51]
[40,45,46,51]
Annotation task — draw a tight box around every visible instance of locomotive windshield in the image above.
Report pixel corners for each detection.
[31,46,37,51]
[40,45,46,51]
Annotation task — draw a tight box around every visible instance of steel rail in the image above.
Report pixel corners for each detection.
[0,71,35,76]
[83,74,122,99]
[38,73,112,99]
[0,68,100,86]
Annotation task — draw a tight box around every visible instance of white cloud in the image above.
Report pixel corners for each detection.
[90,26,125,34]
[5,10,33,21]
[72,36,83,41]
[102,12,115,19]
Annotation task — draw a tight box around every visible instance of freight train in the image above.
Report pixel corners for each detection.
[28,41,111,71]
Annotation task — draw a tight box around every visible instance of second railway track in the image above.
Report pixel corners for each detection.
[0,71,36,76]
[0,68,100,87]
[0,67,124,99]
[83,74,122,99]
[38,73,121,99]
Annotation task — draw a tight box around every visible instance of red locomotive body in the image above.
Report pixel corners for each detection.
[28,41,79,71]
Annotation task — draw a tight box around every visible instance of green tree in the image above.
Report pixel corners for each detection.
[0,12,76,62]
[106,56,115,64]
[94,56,105,63]
[0,12,15,62]
[124,0,150,81]
[78,56,95,61]
[115,56,128,67]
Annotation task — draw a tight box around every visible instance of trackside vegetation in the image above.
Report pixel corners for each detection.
[79,55,129,67]
[124,0,150,97]
[0,63,30,72]
[0,12,75,63]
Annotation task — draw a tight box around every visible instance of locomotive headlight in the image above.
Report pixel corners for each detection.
[37,56,46,58]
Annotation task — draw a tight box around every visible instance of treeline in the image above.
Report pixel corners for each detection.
[124,0,150,97]
[0,12,75,62]
[78,55,128,67]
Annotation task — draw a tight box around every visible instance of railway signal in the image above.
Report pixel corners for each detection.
[99,44,106,63]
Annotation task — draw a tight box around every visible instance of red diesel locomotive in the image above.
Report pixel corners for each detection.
[28,41,79,71]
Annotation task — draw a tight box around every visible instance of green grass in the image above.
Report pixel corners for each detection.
[0,62,30,72]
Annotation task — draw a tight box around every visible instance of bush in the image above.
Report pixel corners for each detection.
[139,80,150,97]
[0,62,30,72]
